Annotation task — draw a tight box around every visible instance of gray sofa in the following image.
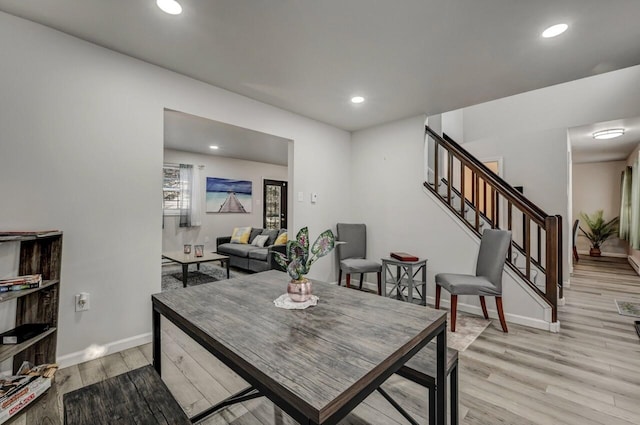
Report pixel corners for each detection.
[216,228,287,273]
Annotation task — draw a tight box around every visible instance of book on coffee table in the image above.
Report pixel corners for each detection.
[390,252,419,262]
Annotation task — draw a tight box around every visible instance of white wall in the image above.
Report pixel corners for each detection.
[0,12,350,365]
[572,161,627,256]
[351,116,552,330]
[162,149,288,253]
[625,145,640,269]
[452,64,640,285]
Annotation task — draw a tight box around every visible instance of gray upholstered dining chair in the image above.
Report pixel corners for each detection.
[435,229,511,333]
[336,223,382,295]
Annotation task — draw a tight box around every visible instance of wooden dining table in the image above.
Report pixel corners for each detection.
[152,270,448,424]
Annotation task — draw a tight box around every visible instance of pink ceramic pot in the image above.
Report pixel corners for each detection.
[287,278,312,302]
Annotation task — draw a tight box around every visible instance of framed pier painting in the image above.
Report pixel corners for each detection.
[206,177,252,213]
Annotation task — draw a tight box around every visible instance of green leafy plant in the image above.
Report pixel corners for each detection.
[273,227,336,281]
[579,210,619,250]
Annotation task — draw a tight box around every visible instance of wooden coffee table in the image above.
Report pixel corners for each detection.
[161,251,229,287]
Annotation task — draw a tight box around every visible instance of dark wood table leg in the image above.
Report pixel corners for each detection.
[153,306,162,376]
[451,361,459,425]
[436,323,447,425]
[225,259,230,279]
[182,264,188,288]
[421,263,427,306]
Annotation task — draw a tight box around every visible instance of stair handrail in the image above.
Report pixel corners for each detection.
[428,127,548,223]
[425,125,560,324]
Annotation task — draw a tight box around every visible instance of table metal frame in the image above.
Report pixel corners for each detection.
[152,273,448,424]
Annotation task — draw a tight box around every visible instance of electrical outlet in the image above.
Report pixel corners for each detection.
[75,292,90,312]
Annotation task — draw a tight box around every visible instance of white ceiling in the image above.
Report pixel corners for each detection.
[164,110,290,166]
[1,0,640,132]
[570,117,640,164]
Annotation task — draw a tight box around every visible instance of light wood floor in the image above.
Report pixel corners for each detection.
[10,257,640,424]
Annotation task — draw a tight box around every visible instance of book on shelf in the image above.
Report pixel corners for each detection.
[0,283,40,293]
[390,252,419,262]
[0,275,42,288]
[0,324,51,345]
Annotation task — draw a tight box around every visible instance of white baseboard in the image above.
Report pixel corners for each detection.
[356,280,559,333]
[577,250,627,258]
[57,332,152,369]
[431,297,559,332]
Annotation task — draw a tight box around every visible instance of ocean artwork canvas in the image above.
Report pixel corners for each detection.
[206,177,252,213]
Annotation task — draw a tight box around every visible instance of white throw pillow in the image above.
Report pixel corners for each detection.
[252,235,269,247]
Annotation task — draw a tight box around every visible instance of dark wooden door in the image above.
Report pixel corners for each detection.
[263,179,287,229]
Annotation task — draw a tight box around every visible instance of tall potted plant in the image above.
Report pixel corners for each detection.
[579,210,619,257]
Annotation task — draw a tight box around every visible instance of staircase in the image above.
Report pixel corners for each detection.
[424,126,561,325]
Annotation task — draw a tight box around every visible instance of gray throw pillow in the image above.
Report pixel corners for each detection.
[251,235,269,247]
[261,229,279,246]
[249,228,262,244]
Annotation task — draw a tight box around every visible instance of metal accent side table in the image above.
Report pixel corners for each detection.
[382,257,427,306]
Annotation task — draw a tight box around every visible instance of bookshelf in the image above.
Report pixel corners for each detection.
[0,232,62,373]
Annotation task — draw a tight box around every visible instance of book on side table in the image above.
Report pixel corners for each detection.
[390,252,419,262]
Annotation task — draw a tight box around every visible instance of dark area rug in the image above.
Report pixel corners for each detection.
[161,263,242,292]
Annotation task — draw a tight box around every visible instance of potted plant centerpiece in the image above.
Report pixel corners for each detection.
[579,210,619,257]
[273,227,335,302]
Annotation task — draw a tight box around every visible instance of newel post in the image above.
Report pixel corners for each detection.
[545,216,559,323]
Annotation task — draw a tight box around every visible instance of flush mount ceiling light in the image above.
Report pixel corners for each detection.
[351,96,365,104]
[593,129,625,140]
[157,0,182,15]
[209,145,219,150]
[542,23,568,38]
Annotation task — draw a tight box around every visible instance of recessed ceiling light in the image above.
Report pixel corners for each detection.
[157,0,182,15]
[542,23,568,38]
[209,145,219,150]
[593,129,625,140]
[351,96,365,104]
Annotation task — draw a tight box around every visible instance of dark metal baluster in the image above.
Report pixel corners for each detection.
[495,190,500,229]
[537,225,542,264]
[447,151,453,204]
[433,138,439,194]
[475,173,480,232]
[525,217,531,280]
[491,186,496,228]
[483,180,487,216]
[507,202,513,262]
[460,162,466,217]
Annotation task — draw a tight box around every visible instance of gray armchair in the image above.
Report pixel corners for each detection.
[336,223,382,295]
[435,229,511,332]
